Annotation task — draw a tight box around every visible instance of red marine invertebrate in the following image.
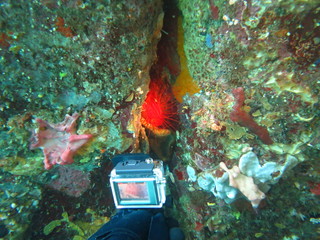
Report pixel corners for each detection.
[288,9,320,67]
[55,16,76,38]
[0,32,11,48]
[208,0,219,20]
[309,182,320,195]
[230,87,273,145]
[141,78,179,136]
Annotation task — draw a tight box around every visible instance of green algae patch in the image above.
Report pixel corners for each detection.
[43,209,108,239]
[43,220,62,236]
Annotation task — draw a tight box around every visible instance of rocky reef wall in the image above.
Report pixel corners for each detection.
[0,0,319,239]
[170,0,320,239]
[0,0,163,238]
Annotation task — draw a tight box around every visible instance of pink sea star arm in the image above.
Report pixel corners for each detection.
[30,113,92,170]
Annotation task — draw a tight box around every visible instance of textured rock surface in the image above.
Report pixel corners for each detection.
[170,0,320,239]
[0,0,319,239]
[0,0,163,238]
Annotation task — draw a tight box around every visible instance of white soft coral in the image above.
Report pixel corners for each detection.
[219,162,265,208]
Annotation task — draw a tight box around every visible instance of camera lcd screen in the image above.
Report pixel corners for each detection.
[117,182,149,200]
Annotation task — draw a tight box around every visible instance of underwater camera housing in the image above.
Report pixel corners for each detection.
[110,154,166,209]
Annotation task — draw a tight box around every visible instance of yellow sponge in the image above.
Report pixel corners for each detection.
[172,17,200,102]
